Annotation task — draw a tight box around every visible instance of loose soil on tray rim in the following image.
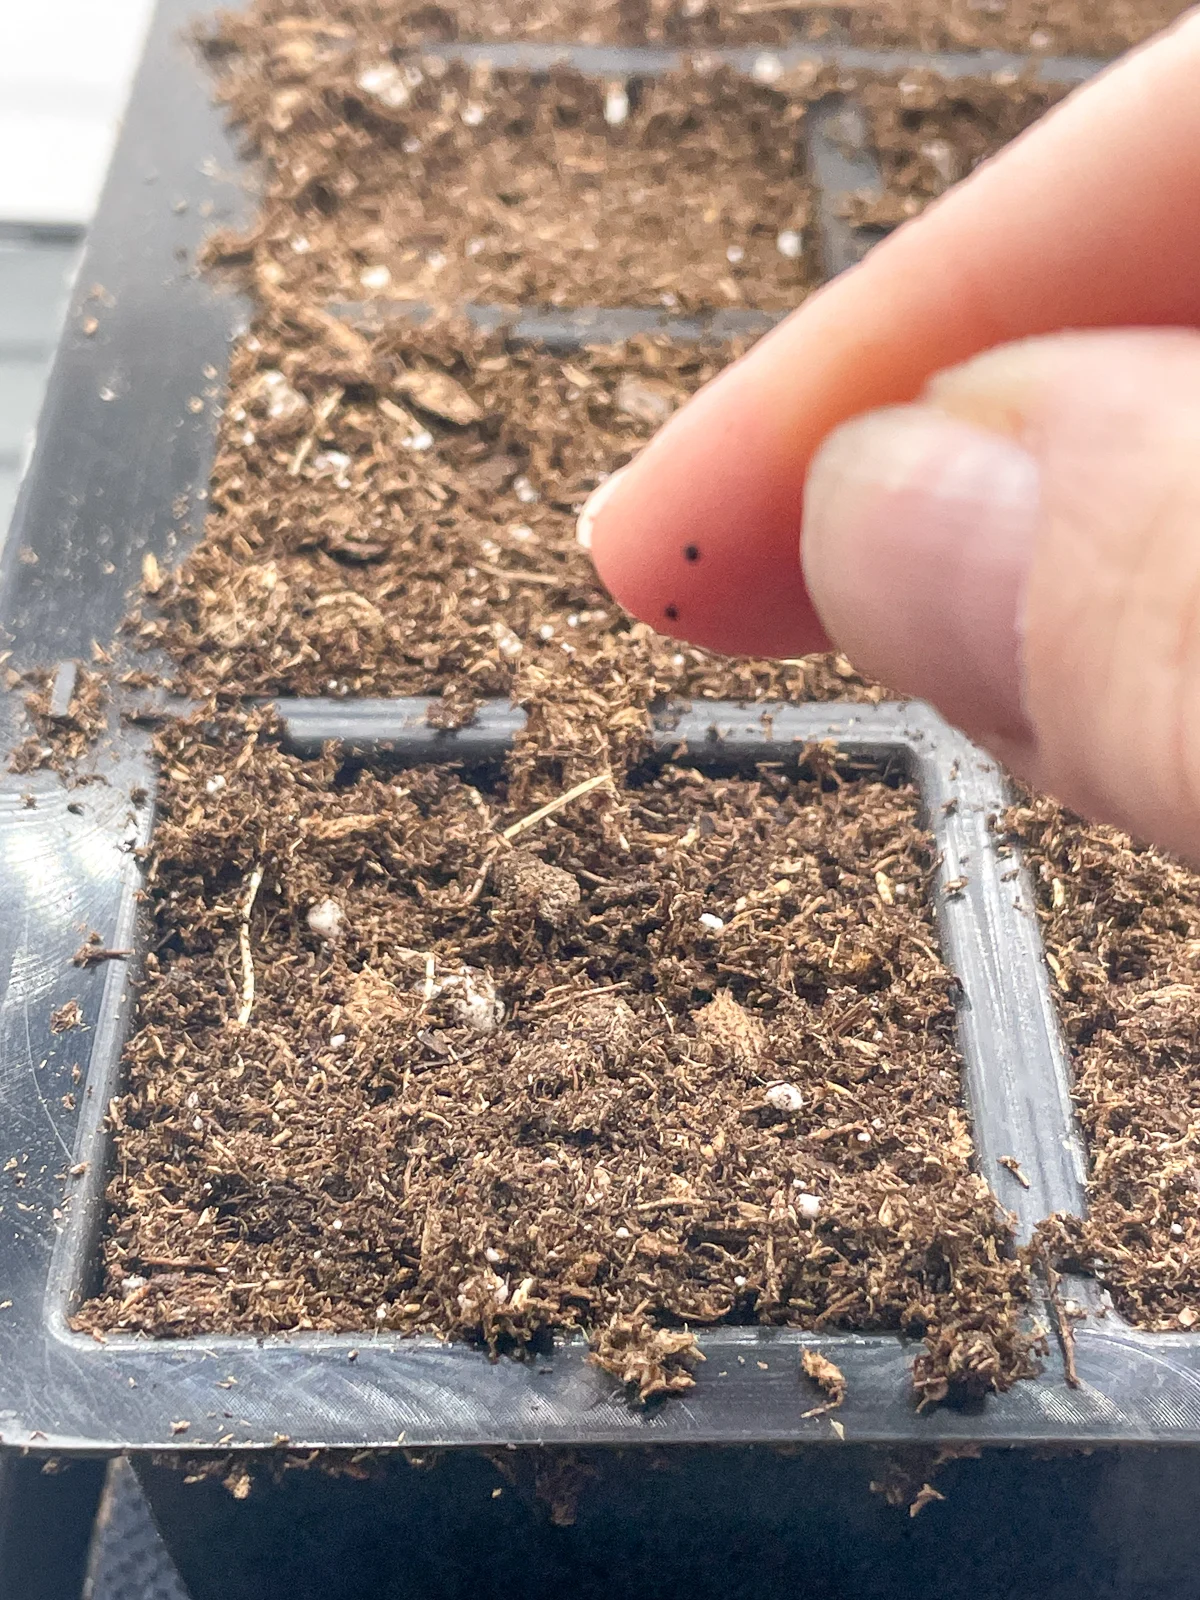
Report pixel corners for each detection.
[1009,800,1200,1333]
[212,0,1193,71]
[74,712,1035,1404]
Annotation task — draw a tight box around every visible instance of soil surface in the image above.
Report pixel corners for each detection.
[205,8,1086,312]
[76,715,1033,1402]
[1010,801,1200,1332]
[131,312,880,718]
[207,55,817,310]
[213,0,1190,65]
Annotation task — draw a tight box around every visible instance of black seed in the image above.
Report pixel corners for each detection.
[684,544,700,562]
[664,604,679,622]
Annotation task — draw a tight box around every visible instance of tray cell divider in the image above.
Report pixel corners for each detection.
[329,300,787,346]
[415,39,1104,86]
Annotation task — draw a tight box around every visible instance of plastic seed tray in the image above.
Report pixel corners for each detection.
[2,0,1197,1461]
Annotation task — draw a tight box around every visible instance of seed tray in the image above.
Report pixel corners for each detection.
[2,0,1200,1464]
[0,692,1100,1455]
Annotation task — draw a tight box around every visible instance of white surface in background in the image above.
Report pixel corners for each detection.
[0,0,157,224]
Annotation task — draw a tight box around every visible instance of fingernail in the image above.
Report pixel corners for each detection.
[576,467,629,551]
[801,405,1041,740]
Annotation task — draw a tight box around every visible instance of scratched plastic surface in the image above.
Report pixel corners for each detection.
[6,0,1200,1459]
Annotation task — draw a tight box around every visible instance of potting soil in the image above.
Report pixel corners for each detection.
[56,0,1200,1392]
[73,712,1034,1403]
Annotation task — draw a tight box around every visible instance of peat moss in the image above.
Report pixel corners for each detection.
[206,54,818,311]
[130,310,882,711]
[1010,799,1200,1331]
[75,713,1034,1402]
[842,71,1067,230]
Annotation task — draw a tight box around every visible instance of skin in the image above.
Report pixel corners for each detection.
[582,10,1200,855]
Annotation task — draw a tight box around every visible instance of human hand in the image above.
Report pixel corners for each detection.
[580,12,1200,858]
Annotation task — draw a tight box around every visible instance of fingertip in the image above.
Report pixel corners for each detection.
[801,404,1039,740]
[576,467,629,552]
[587,480,826,658]
[581,383,830,659]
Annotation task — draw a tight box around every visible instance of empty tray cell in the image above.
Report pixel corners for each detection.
[134,315,880,707]
[208,53,816,310]
[72,709,1035,1407]
[1009,798,1200,1331]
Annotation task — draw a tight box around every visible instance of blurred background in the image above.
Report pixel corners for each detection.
[0,1,154,534]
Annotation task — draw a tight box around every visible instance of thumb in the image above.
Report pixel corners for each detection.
[800,329,1200,857]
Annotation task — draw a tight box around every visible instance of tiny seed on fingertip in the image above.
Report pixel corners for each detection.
[664,604,679,621]
[684,544,700,562]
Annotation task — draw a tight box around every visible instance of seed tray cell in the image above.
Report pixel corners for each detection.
[415,33,1098,282]
[1,0,1199,1463]
[0,690,1090,1454]
[234,59,820,310]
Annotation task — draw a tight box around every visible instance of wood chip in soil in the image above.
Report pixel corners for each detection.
[205,54,817,311]
[73,713,1035,1404]
[1008,798,1200,1331]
